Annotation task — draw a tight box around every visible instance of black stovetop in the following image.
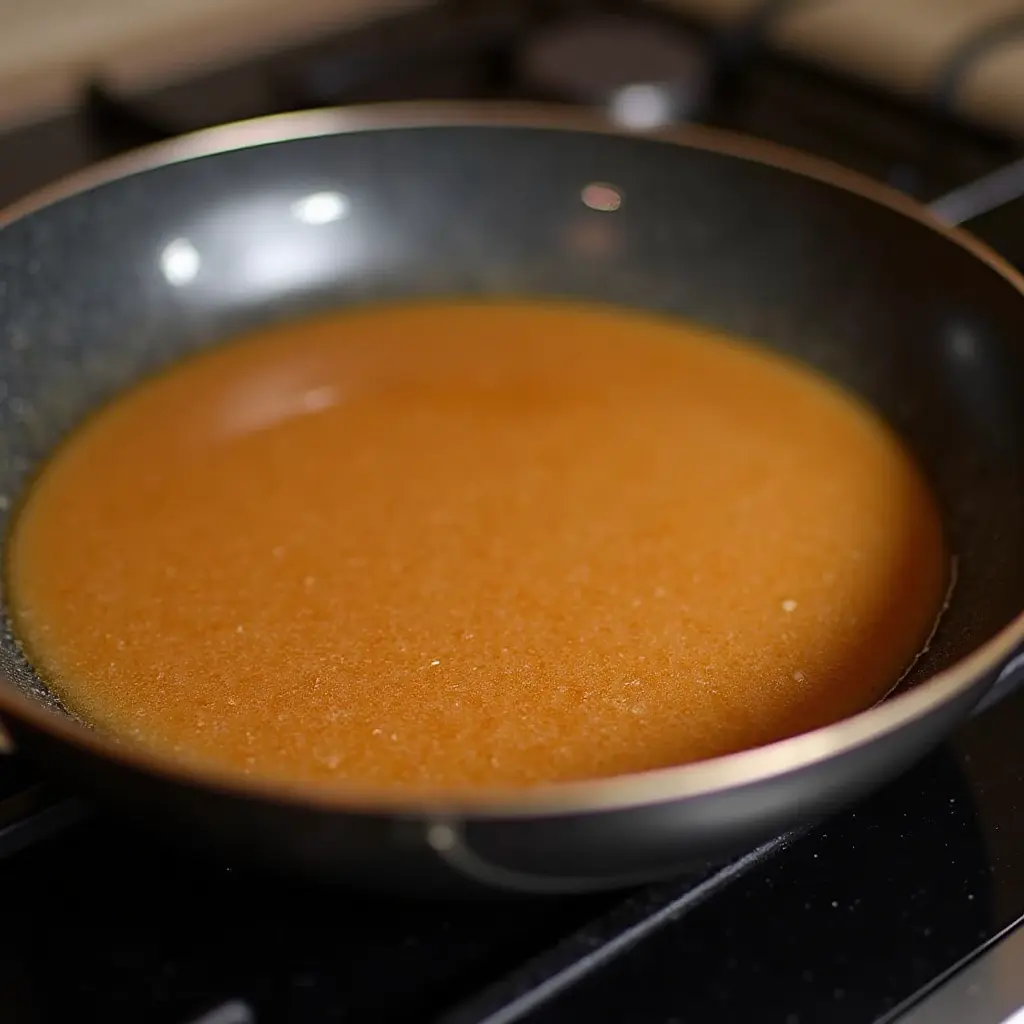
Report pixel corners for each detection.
[2,682,1023,1024]
[2,4,1024,1022]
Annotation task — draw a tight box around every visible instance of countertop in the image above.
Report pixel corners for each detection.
[1,0,1023,137]
[0,0,425,127]
[666,0,1024,136]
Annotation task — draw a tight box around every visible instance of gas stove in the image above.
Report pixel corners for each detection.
[2,4,1024,1023]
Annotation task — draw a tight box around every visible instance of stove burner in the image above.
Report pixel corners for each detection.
[518,15,712,125]
[78,1,798,159]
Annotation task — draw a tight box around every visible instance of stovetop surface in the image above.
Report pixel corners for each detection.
[2,681,1024,1024]
[2,4,1024,1023]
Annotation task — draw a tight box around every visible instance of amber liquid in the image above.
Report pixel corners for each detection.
[7,301,947,792]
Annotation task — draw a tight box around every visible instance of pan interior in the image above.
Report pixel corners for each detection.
[0,121,1022,733]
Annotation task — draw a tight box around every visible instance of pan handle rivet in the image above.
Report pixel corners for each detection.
[581,182,623,212]
[426,822,458,851]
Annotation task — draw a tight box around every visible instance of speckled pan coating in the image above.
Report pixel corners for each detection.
[0,107,1021,892]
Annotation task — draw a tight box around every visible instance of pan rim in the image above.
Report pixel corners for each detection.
[0,99,1021,818]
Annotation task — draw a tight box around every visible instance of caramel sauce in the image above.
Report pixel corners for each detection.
[7,301,947,792]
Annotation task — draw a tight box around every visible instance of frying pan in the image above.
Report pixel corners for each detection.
[0,104,1023,895]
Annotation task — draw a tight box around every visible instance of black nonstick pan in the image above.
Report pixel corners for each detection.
[0,105,1023,895]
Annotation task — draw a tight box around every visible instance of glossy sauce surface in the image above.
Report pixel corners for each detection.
[8,302,947,792]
